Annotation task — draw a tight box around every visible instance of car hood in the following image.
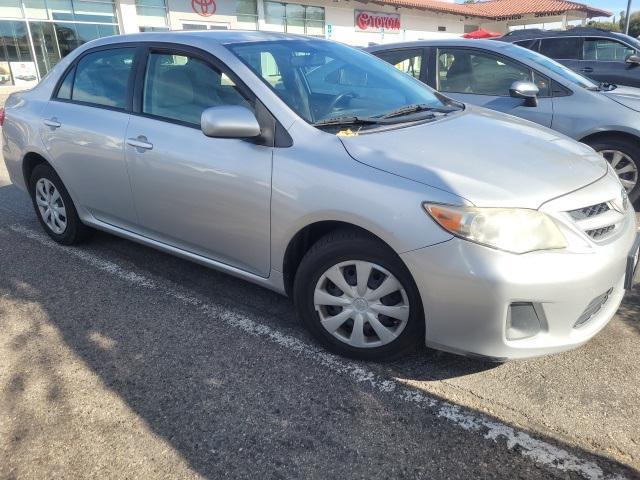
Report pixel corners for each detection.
[339,107,608,209]
[602,85,640,112]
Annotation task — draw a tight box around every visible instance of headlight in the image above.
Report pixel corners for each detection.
[423,204,567,254]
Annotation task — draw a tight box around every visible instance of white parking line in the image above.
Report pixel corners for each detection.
[8,223,625,480]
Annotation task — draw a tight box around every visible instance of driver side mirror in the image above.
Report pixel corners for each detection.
[201,105,261,139]
[625,54,640,66]
[509,81,539,107]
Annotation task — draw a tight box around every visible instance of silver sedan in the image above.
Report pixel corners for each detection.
[2,31,638,360]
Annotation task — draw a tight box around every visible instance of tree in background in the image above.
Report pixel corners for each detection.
[586,20,621,31]
[618,10,640,37]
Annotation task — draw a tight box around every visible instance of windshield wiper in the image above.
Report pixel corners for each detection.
[312,116,381,127]
[380,103,457,119]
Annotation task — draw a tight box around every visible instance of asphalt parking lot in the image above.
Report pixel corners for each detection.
[1,149,639,478]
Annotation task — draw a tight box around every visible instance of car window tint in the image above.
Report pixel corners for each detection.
[539,37,581,60]
[72,48,135,108]
[438,48,539,96]
[375,49,423,79]
[142,53,252,125]
[584,38,635,62]
[56,66,74,100]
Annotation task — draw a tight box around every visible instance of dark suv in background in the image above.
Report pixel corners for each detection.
[498,27,640,87]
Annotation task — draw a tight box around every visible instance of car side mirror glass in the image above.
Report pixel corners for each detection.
[201,105,261,139]
[509,81,539,107]
[625,54,640,65]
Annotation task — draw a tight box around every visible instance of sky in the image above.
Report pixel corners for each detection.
[590,0,636,20]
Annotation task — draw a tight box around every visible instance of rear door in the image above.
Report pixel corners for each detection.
[40,46,138,227]
[581,37,640,87]
[434,47,554,128]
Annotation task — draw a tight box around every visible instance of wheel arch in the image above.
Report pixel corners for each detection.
[282,220,401,297]
[580,130,640,149]
[22,151,51,189]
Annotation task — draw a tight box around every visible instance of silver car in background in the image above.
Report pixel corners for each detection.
[2,32,638,361]
[368,39,640,202]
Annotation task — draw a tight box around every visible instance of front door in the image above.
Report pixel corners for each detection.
[40,47,138,227]
[434,47,553,128]
[125,48,272,276]
[580,37,640,87]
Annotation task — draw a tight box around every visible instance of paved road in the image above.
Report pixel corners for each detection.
[1,158,639,479]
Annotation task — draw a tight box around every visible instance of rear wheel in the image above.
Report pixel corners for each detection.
[29,163,94,245]
[587,137,640,202]
[293,229,424,360]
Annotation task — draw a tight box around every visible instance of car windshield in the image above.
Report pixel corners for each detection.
[500,43,599,90]
[227,39,459,127]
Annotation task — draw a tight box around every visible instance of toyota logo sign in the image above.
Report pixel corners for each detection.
[191,0,216,17]
[355,10,400,33]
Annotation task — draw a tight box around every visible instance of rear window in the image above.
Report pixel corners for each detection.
[539,37,581,60]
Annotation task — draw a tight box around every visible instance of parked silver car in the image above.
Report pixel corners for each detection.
[2,32,639,360]
[367,39,640,202]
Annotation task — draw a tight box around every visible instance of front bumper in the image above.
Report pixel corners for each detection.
[400,208,638,360]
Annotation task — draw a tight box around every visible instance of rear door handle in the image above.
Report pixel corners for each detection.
[43,118,61,128]
[580,67,594,73]
[126,136,153,151]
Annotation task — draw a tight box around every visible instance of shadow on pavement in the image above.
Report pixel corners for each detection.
[1,214,639,479]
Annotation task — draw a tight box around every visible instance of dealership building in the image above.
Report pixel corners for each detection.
[0,0,611,85]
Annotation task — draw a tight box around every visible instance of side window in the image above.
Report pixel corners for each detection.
[143,52,252,125]
[584,38,635,62]
[514,39,538,50]
[56,66,75,100]
[437,48,537,96]
[71,48,135,108]
[539,37,581,60]
[375,49,424,79]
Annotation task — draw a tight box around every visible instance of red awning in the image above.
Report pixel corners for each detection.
[462,28,502,39]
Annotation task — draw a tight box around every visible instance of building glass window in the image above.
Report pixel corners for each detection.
[136,0,168,30]
[264,2,324,36]
[0,0,119,84]
[0,0,23,18]
[236,0,257,30]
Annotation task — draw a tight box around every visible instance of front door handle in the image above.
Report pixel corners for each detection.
[43,118,61,128]
[126,136,153,151]
[580,67,594,73]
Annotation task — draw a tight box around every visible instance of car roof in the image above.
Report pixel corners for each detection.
[90,30,320,47]
[365,38,512,52]
[499,27,631,42]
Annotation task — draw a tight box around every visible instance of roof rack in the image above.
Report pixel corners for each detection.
[502,29,545,37]
[504,27,623,38]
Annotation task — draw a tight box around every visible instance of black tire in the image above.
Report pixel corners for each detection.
[29,163,94,245]
[586,136,640,203]
[293,229,424,361]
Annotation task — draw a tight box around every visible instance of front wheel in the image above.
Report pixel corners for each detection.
[293,230,424,360]
[587,137,640,203]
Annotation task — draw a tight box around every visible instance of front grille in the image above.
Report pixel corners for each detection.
[574,288,613,328]
[568,203,610,221]
[565,199,622,243]
[585,225,616,240]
